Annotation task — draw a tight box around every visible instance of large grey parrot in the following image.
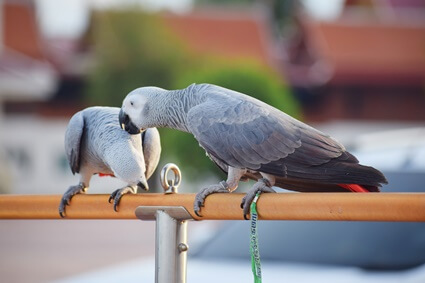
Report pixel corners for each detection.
[59,106,161,217]
[119,84,387,218]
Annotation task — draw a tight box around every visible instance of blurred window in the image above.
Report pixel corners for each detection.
[5,147,32,174]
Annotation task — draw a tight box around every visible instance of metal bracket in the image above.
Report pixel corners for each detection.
[136,163,192,283]
[135,206,193,221]
[136,205,193,283]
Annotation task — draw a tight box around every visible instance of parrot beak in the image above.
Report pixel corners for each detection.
[119,108,141,135]
[137,179,149,192]
[119,108,126,130]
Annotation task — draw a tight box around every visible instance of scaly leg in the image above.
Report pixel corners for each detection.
[194,181,229,217]
[109,186,137,212]
[241,177,276,220]
[59,182,88,218]
[194,167,245,217]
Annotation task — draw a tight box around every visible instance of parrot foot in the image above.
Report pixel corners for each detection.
[59,182,87,218]
[241,178,275,220]
[194,181,229,217]
[109,186,137,212]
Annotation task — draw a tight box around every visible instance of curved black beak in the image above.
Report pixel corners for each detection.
[119,108,141,135]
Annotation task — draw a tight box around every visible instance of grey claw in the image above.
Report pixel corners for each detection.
[58,183,87,218]
[241,179,276,219]
[113,196,122,212]
[242,198,252,220]
[58,199,68,218]
[59,204,66,218]
[109,189,122,212]
[113,191,126,212]
[109,187,136,212]
[194,209,202,218]
[193,182,230,218]
[194,200,204,217]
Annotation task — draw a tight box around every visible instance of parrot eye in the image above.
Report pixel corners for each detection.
[130,101,134,106]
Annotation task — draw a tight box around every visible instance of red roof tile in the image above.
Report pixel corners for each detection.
[162,8,276,68]
[294,18,425,85]
[3,1,45,60]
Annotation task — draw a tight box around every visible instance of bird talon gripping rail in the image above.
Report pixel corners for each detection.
[1,164,425,283]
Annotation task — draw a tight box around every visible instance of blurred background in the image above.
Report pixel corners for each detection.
[0,0,424,282]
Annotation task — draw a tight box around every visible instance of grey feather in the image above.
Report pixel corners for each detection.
[121,83,387,192]
[64,111,85,174]
[60,106,162,216]
[64,106,161,186]
[185,85,338,174]
[142,128,161,179]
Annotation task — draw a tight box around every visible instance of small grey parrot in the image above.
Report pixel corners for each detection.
[119,84,387,219]
[59,106,161,217]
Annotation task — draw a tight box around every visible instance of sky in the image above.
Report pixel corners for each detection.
[36,0,343,38]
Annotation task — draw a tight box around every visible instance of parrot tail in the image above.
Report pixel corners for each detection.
[338,183,378,193]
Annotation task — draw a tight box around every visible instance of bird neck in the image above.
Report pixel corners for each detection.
[150,84,206,133]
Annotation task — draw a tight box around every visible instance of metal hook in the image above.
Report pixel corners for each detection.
[160,163,182,194]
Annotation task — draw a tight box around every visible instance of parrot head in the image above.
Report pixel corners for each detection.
[119,108,141,135]
[120,86,166,135]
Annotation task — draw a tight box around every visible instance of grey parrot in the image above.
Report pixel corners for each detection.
[119,83,387,218]
[59,106,161,217]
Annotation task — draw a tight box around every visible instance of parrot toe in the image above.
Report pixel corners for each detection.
[58,202,67,218]
[194,181,230,217]
[194,199,205,217]
[109,186,137,212]
[241,179,276,220]
[59,183,87,218]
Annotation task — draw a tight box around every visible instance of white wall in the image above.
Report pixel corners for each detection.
[0,115,127,194]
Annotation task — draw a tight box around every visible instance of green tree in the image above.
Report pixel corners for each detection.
[85,10,190,107]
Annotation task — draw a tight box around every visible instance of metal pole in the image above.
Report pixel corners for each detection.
[177,220,188,283]
[136,206,192,283]
[155,210,177,283]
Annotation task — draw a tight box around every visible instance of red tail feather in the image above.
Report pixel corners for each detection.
[338,183,369,193]
[98,173,115,177]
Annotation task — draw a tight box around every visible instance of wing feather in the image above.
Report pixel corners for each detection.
[64,111,85,174]
[184,84,387,188]
[141,128,161,179]
[186,86,344,175]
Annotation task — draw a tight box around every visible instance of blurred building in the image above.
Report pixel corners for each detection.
[0,0,57,106]
[283,0,425,122]
[0,2,88,116]
[0,0,56,194]
[163,6,279,70]
[0,0,120,194]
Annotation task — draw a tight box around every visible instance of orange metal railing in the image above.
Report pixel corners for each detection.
[0,193,424,221]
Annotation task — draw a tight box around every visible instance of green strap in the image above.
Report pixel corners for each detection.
[250,192,262,283]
